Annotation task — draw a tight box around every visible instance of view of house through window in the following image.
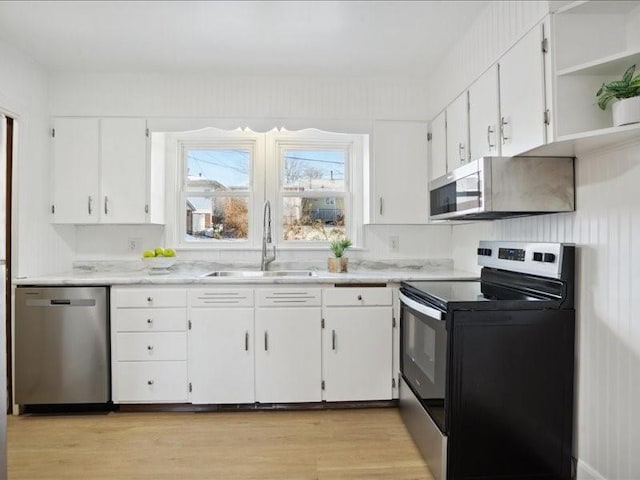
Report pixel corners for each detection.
[281,149,347,241]
[184,148,251,241]
[177,128,364,247]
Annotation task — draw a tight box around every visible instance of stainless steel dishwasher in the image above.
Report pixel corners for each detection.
[15,286,110,405]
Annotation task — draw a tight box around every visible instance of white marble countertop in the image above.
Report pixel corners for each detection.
[13,259,479,286]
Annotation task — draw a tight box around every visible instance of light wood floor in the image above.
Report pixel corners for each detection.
[8,407,433,480]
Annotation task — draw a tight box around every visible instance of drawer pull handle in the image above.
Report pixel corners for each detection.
[147,318,153,326]
[147,345,154,351]
[357,295,363,301]
[147,296,153,302]
[147,380,154,386]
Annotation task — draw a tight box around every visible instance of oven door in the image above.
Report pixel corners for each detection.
[399,289,448,433]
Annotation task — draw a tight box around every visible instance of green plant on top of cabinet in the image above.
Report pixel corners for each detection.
[369,120,429,224]
[51,117,164,224]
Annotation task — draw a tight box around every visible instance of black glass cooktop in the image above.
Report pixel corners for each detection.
[402,280,554,311]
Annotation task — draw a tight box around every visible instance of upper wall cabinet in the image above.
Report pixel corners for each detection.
[552,1,640,141]
[445,92,470,172]
[498,19,551,156]
[51,117,164,225]
[430,111,447,180]
[369,120,429,224]
[469,65,501,160]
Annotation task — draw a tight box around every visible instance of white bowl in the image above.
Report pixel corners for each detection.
[142,256,177,272]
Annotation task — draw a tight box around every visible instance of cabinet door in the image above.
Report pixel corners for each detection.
[323,307,393,401]
[189,309,255,404]
[430,111,447,180]
[469,66,500,160]
[100,118,148,223]
[51,118,100,223]
[255,307,322,403]
[499,23,547,156]
[446,92,470,172]
[371,120,429,224]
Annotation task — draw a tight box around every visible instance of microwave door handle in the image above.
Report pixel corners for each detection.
[399,292,443,321]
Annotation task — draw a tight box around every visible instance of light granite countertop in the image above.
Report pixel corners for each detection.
[13,259,479,286]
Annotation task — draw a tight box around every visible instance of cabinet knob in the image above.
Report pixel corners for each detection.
[147,380,154,386]
[147,345,154,351]
[357,295,363,301]
[147,318,153,325]
[147,296,153,302]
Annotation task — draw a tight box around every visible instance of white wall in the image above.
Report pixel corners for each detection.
[452,140,640,480]
[430,1,639,478]
[0,39,74,277]
[49,73,452,264]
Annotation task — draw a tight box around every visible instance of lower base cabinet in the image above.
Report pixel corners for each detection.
[255,307,322,403]
[189,308,255,404]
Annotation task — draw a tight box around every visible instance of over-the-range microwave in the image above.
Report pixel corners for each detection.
[429,156,575,221]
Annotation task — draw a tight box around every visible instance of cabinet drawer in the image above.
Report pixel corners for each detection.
[190,288,254,307]
[113,287,187,308]
[114,308,187,332]
[115,361,187,403]
[323,288,392,307]
[256,288,322,307]
[116,332,187,361]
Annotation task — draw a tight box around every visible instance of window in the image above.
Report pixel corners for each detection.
[171,127,365,249]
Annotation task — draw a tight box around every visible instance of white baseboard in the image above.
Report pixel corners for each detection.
[577,459,606,480]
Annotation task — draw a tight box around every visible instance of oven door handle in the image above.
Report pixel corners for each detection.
[399,292,443,321]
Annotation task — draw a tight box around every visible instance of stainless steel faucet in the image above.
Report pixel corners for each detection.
[261,200,276,271]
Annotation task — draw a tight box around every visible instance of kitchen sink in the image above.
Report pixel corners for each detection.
[204,270,317,278]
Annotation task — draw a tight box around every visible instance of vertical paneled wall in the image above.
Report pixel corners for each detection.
[428,1,548,116]
[0,39,74,277]
[49,73,452,262]
[451,141,640,479]
[430,2,640,478]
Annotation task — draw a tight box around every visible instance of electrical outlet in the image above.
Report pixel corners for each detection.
[389,235,399,252]
[128,238,141,251]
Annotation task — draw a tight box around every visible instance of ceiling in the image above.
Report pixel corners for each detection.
[0,1,488,77]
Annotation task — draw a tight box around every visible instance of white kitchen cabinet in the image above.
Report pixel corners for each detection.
[51,117,164,224]
[469,66,501,160]
[499,22,549,156]
[369,120,429,224]
[322,288,393,402]
[255,288,322,403]
[429,110,447,180]
[111,286,188,403]
[446,92,470,172]
[100,118,149,224]
[51,118,100,223]
[188,288,255,404]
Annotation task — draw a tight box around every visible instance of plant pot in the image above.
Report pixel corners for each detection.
[328,257,349,273]
[612,96,640,126]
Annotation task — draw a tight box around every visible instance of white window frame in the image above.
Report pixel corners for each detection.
[266,129,364,249]
[165,127,364,250]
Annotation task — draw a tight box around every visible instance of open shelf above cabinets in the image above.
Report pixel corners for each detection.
[551,0,640,145]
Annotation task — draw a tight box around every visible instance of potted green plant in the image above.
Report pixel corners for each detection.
[596,64,640,126]
[328,238,352,273]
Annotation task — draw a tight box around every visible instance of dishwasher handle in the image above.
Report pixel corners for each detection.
[25,298,97,307]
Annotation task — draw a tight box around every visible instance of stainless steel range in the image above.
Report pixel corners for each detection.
[399,241,575,480]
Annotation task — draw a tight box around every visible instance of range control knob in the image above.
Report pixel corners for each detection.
[533,252,543,262]
[477,248,492,256]
[543,253,556,263]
